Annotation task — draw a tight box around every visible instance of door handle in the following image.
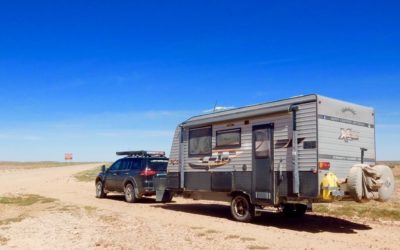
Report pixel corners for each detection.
[112,172,118,176]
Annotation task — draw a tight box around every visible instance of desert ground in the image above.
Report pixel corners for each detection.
[0,163,399,250]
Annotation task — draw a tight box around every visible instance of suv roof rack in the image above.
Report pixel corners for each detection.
[116,150,166,157]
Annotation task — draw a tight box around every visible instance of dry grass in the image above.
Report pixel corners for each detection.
[74,164,111,182]
[0,194,57,227]
[0,161,98,170]
[56,204,80,212]
[0,235,8,245]
[0,215,28,226]
[84,206,97,214]
[240,237,256,242]
[225,234,240,240]
[248,245,269,250]
[74,166,103,182]
[0,194,57,206]
[99,215,118,224]
[377,161,400,168]
[314,163,400,221]
[314,201,400,221]
[205,229,219,234]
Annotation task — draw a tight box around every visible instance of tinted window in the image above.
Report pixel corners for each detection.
[129,159,142,170]
[109,160,122,171]
[120,159,131,170]
[216,128,241,147]
[147,158,168,171]
[189,127,212,156]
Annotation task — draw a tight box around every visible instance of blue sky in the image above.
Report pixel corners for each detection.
[0,1,399,161]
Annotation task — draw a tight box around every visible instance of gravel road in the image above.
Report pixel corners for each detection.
[0,164,398,250]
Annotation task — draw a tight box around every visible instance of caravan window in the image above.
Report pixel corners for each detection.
[254,129,271,158]
[216,128,241,147]
[189,127,212,157]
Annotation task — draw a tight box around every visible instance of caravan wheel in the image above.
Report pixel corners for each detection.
[230,194,254,223]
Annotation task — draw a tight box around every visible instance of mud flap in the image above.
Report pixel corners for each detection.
[155,175,173,202]
[156,189,172,202]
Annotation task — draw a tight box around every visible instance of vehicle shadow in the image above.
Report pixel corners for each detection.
[105,195,170,204]
[152,203,372,234]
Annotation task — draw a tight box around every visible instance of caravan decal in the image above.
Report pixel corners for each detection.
[318,114,374,128]
[341,107,357,116]
[189,151,241,170]
[338,128,359,142]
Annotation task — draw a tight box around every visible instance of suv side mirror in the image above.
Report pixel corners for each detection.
[101,165,106,173]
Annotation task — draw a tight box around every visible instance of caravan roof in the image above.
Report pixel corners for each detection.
[181,94,318,128]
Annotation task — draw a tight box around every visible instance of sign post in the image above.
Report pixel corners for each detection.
[64,153,73,162]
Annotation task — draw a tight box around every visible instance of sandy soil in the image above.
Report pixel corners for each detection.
[0,164,399,250]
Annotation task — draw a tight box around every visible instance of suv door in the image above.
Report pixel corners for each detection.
[114,159,132,192]
[104,159,122,191]
[129,158,143,191]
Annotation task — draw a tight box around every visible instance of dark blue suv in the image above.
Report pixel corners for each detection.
[95,151,169,203]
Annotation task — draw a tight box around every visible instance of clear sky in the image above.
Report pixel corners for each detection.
[0,1,399,161]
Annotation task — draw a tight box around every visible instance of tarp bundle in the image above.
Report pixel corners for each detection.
[348,164,395,202]
[359,165,382,200]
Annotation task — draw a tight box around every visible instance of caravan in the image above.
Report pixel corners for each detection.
[154,94,394,222]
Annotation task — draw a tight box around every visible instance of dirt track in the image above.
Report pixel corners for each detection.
[0,164,399,250]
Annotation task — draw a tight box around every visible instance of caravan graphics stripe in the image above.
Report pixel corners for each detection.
[318,114,374,128]
[319,154,375,163]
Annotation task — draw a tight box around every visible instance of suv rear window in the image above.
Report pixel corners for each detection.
[147,158,168,171]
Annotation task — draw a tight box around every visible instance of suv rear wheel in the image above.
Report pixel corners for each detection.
[96,181,106,198]
[124,183,138,203]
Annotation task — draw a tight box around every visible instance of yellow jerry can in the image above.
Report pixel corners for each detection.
[321,172,338,201]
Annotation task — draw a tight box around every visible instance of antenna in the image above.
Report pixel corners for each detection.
[213,100,218,112]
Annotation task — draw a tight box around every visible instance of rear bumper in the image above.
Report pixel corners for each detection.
[140,178,156,196]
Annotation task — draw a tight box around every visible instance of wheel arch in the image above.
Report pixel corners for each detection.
[229,190,253,204]
[123,177,137,189]
[95,176,103,184]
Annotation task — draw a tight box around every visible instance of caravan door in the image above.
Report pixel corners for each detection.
[252,124,274,202]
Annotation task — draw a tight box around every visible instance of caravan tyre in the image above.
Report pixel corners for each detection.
[374,165,395,202]
[230,194,254,223]
[347,166,363,202]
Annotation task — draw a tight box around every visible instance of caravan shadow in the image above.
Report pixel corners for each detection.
[152,203,372,234]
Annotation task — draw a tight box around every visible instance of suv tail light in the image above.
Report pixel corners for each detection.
[319,161,330,170]
[140,167,157,177]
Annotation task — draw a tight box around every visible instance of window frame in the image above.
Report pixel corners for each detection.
[253,124,274,159]
[215,128,241,148]
[188,126,212,157]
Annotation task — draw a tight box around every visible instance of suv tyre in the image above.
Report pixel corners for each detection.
[96,181,107,199]
[124,183,138,203]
